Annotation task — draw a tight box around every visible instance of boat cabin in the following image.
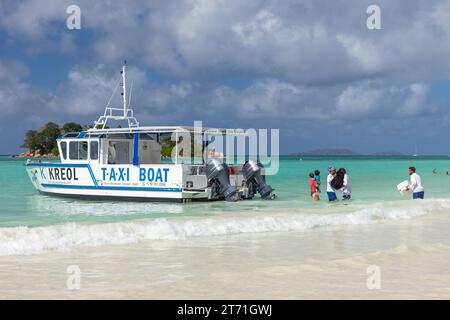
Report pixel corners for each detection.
[57,126,249,167]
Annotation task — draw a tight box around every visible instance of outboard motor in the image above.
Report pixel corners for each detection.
[206,159,238,202]
[242,160,276,200]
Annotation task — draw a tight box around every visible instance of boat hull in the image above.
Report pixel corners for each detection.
[26,162,209,202]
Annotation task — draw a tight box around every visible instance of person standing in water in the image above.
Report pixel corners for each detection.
[338,168,351,200]
[406,166,424,199]
[314,169,321,193]
[326,166,337,201]
[309,172,320,201]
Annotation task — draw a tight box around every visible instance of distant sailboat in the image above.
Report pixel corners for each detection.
[412,145,418,157]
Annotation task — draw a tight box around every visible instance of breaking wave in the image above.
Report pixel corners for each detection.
[1,199,450,256]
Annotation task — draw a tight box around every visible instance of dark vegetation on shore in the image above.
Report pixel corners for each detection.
[21,122,87,157]
[19,122,173,158]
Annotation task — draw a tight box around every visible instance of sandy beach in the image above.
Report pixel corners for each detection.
[2,209,450,299]
[3,156,450,299]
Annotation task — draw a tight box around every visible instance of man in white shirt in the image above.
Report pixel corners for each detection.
[326,166,337,201]
[406,166,424,199]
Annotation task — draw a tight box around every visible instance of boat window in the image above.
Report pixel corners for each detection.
[79,141,88,160]
[108,140,131,164]
[204,134,225,162]
[160,133,176,164]
[60,141,67,160]
[157,132,204,164]
[192,133,204,164]
[139,134,162,164]
[69,141,88,160]
[69,142,77,160]
[90,141,99,160]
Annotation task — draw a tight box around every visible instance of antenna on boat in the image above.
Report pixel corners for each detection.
[92,60,139,130]
[128,81,133,110]
[121,60,128,117]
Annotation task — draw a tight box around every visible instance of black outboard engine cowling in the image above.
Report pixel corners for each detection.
[242,160,276,200]
[206,159,238,202]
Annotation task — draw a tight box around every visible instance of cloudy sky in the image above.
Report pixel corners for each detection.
[1,0,450,154]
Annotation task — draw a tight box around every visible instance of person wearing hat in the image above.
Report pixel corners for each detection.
[326,166,337,201]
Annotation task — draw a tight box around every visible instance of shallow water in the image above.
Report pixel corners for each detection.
[2,155,450,255]
[2,155,450,298]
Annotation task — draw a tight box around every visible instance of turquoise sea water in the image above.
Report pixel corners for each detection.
[2,155,450,255]
[1,155,450,227]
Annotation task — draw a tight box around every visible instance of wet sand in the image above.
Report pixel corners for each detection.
[1,211,450,299]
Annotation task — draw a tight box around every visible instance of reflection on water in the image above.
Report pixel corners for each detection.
[29,195,184,217]
[26,194,186,225]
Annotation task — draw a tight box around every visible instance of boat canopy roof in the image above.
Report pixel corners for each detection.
[87,126,251,135]
[59,126,251,140]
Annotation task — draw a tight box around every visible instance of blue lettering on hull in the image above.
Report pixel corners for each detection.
[139,168,169,182]
[101,167,168,182]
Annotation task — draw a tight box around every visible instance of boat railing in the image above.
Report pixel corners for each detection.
[102,107,135,118]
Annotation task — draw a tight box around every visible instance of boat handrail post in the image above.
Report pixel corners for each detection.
[175,131,178,165]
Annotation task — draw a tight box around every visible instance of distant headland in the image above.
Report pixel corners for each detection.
[293,148,405,156]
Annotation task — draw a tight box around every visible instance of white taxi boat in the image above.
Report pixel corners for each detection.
[25,62,275,202]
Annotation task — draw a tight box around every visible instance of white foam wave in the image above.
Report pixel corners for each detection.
[1,199,450,256]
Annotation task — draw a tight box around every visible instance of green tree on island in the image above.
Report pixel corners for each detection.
[22,122,85,156]
[62,122,83,133]
[22,130,39,153]
[38,122,60,154]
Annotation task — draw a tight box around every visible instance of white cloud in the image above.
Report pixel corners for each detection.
[0,0,76,53]
[336,34,383,73]
[429,1,450,34]
[53,65,117,116]
[3,0,450,83]
[208,79,437,123]
[0,59,52,119]
[397,83,428,116]
[2,0,450,154]
[0,0,66,38]
[336,83,383,116]
[170,83,192,98]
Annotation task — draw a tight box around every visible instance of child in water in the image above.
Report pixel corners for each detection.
[309,173,320,201]
[314,169,321,193]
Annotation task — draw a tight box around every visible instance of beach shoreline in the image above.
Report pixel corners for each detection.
[1,211,450,299]
[3,156,450,299]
